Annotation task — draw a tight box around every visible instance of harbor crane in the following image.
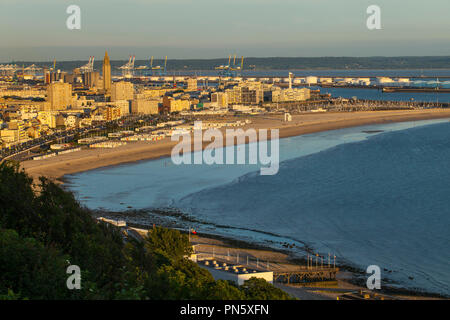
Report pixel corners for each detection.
[135,56,155,76]
[0,64,20,75]
[215,55,232,76]
[229,56,244,77]
[79,56,95,73]
[136,56,151,71]
[216,54,244,77]
[23,64,42,76]
[151,56,168,76]
[118,55,135,77]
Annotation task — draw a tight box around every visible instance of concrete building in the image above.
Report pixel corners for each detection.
[104,106,122,121]
[131,98,160,115]
[319,77,333,84]
[0,120,29,144]
[305,76,318,84]
[111,81,134,102]
[198,259,273,286]
[46,81,72,111]
[187,78,198,91]
[0,88,45,98]
[226,82,264,105]
[38,111,64,129]
[139,88,172,98]
[211,92,229,108]
[64,115,80,128]
[0,128,20,144]
[112,100,131,115]
[377,77,394,84]
[356,78,371,86]
[272,88,310,102]
[163,96,191,113]
[83,71,100,89]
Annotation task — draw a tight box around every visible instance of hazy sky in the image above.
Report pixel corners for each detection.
[1,0,449,61]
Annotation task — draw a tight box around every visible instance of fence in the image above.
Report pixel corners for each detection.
[193,245,337,273]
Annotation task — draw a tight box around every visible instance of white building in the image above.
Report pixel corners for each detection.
[305,76,318,84]
[272,88,311,102]
[198,259,273,286]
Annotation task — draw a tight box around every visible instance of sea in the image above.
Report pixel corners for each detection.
[66,118,450,296]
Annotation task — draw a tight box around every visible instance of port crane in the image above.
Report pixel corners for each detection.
[0,64,20,75]
[215,55,232,76]
[151,56,168,76]
[42,59,57,73]
[118,56,135,77]
[0,63,41,78]
[215,54,244,77]
[23,64,42,76]
[136,56,151,71]
[229,56,244,77]
[79,56,95,73]
[136,56,157,76]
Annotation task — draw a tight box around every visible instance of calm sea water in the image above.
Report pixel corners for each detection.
[66,119,450,295]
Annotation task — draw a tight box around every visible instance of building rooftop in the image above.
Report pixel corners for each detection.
[200,258,264,275]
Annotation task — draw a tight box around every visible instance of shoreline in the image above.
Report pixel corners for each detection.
[20,109,450,183]
[95,208,447,300]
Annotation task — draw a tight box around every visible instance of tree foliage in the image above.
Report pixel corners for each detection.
[241,277,293,300]
[144,226,192,260]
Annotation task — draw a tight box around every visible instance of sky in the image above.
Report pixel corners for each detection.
[0,0,449,61]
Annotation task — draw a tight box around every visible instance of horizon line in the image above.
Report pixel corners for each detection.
[2,55,450,64]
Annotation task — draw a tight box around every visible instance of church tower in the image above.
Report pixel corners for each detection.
[102,51,111,94]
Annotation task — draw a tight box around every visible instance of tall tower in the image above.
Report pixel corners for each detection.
[288,72,294,90]
[102,51,111,94]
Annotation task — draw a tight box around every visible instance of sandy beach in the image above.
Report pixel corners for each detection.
[20,109,450,182]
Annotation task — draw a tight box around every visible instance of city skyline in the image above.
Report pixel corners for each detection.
[1,0,450,61]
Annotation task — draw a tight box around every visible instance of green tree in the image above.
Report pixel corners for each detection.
[0,229,69,299]
[205,280,244,300]
[144,226,192,260]
[241,278,293,300]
